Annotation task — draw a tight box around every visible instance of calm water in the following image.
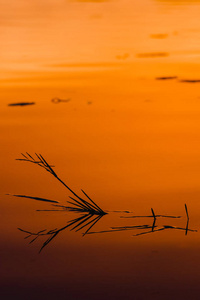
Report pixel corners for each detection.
[1,0,200,299]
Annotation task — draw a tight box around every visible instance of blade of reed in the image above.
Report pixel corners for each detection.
[38,153,57,176]
[66,215,90,228]
[16,153,106,215]
[83,215,103,236]
[18,228,33,234]
[133,227,166,237]
[21,153,28,159]
[185,204,189,220]
[68,196,94,212]
[39,232,59,253]
[26,152,34,160]
[67,201,89,212]
[75,215,99,232]
[185,219,189,236]
[81,189,104,213]
[70,214,92,231]
[151,208,156,219]
[152,218,156,232]
[29,236,39,244]
[12,194,59,203]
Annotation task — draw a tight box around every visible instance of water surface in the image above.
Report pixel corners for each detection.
[1,0,200,299]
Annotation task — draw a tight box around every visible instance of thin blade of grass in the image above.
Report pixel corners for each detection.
[81,189,104,213]
[157,215,181,218]
[75,215,98,232]
[26,152,34,160]
[70,215,92,231]
[21,153,28,159]
[68,196,94,212]
[185,219,189,236]
[39,232,59,253]
[12,194,59,204]
[24,235,32,239]
[16,153,106,215]
[151,208,156,219]
[82,215,103,235]
[152,218,156,232]
[18,228,32,234]
[67,215,89,227]
[133,227,166,236]
[39,154,57,176]
[67,200,87,211]
[35,153,49,171]
[29,236,39,244]
[111,225,151,230]
[37,229,47,234]
[69,193,97,211]
[185,204,189,220]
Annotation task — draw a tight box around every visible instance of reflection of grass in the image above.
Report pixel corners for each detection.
[16,153,106,215]
[120,207,181,220]
[18,213,104,253]
[87,205,197,236]
[17,201,197,253]
[14,154,198,253]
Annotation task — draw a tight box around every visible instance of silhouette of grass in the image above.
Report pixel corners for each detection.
[11,194,59,204]
[87,205,197,236]
[121,207,181,219]
[16,153,106,215]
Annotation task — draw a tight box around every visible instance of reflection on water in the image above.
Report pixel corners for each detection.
[155,76,200,82]
[12,154,197,253]
[51,97,71,104]
[89,207,197,236]
[155,76,177,80]
[18,213,104,253]
[179,79,200,83]
[16,200,197,253]
[150,34,168,39]
[2,0,200,299]
[136,52,169,58]
[8,102,35,107]
[18,207,197,253]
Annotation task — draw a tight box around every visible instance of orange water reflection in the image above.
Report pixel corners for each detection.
[2,0,200,299]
